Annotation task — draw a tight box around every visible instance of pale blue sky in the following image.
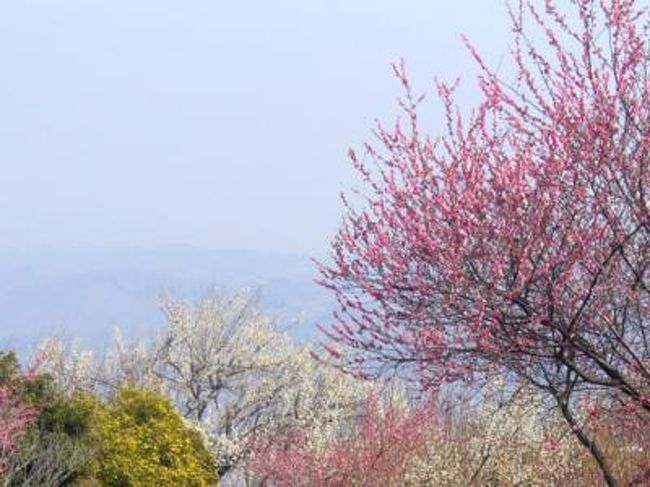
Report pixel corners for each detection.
[0,1,512,254]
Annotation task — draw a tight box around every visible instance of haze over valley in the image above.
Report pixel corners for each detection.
[0,245,332,350]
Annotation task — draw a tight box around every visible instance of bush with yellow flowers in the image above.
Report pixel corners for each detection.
[91,387,217,487]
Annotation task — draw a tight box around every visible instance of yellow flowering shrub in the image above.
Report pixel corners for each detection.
[92,387,217,486]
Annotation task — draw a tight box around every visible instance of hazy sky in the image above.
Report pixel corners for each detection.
[0,1,512,255]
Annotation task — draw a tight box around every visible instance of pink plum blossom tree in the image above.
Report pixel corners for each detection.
[319,1,650,484]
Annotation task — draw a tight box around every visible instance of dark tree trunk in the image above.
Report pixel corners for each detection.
[555,396,619,487]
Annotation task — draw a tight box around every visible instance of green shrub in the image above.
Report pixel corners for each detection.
[0,351,97,486]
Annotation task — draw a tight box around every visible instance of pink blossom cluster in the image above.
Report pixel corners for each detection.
[0,386,38,474]
[247,394,436,485]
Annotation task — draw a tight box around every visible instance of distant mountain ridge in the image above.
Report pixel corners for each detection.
[0,245,335,351]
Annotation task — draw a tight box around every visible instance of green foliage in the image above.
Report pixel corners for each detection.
[39,393,96,438]
[92,387,217,487]
[1,351,97,486]
[0,351,20,384]
[0,360,98,486]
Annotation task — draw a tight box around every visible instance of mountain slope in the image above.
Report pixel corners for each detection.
[0,245,334,350]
